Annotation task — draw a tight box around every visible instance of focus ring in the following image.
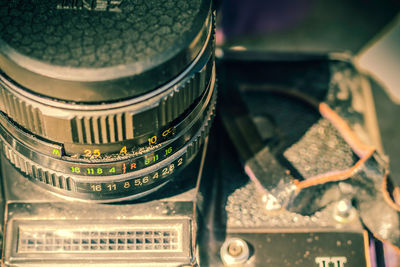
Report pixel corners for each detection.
[0,14,214,145]
[0,54,212,145]
[0,87,44,135]
[70,58,212,144]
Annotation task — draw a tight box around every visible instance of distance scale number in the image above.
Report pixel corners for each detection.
[75,157,184,194]
[69,145,176,176]
[80,127,174,159]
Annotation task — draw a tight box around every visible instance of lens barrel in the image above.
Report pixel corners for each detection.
[0,0,216,202]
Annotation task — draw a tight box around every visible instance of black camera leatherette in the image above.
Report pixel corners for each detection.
[0,0,202,68]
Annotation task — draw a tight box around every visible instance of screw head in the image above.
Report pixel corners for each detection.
[334,199,356,223]
[228,241,243,257]
[220,238,250,265]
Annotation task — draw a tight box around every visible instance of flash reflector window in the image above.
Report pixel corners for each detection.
[8,219,192,265]
[18,226,181,253]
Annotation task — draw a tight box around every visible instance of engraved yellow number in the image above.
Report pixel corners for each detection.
[178,158,183,166]
[107,184,116,191]
[162,167,169,176]
[153,172,159,179]
[169,163,175,172]
[145,155,158,165]
[84,149,101,158]
[71,167,80,173]
[148,136,157,145]
[165,147,172,156]
[93,149,100,157]
[90,184,102,191]
[87,168,103,175]
[84,149,91,157]
[124,181,131,188]
[143,176,149,184]
[109,167,116,173]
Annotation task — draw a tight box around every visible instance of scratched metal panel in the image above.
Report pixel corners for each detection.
[226,231,368,267]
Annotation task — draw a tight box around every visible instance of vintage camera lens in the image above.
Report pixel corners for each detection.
[0,0,216,202]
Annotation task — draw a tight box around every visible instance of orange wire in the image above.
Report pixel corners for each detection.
[381,171,400,212]
[295,149,374,190]
[319,103,374,157]
[241,87,377,192]
[295,103,375,190]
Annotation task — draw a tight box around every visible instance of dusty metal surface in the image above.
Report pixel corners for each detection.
[200,53,400,266]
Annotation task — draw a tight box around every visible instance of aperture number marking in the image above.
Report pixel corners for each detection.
[87,168,103,175]
[84,149,101,158]
[77,156,187,194]
[162,163,175,176]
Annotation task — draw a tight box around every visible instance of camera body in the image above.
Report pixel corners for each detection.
[1,1,399,266]
[1,148,206,266]
[0,0,215,265]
